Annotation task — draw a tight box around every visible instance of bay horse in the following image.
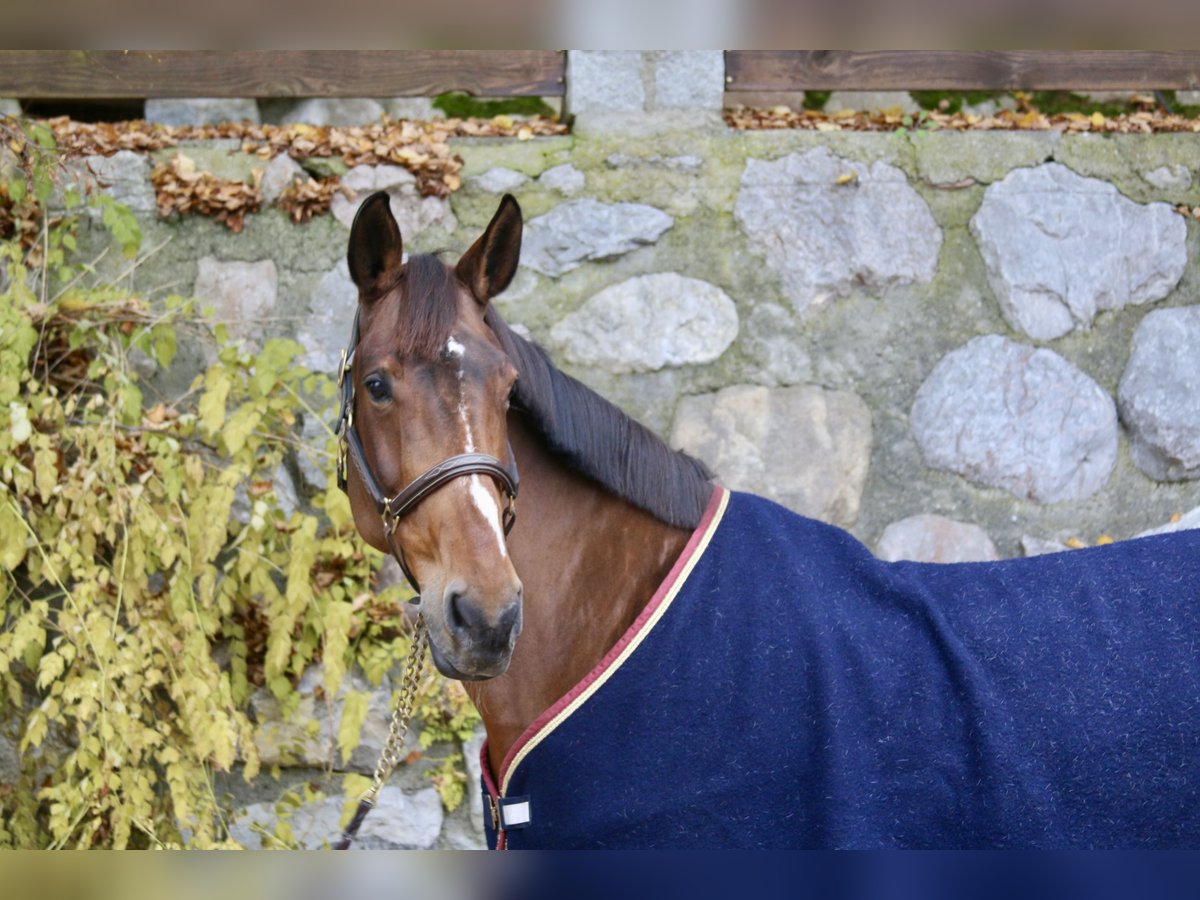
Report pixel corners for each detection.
[337,191,1200,849]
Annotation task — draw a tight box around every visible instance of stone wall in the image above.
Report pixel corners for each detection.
[27,69,1200,845]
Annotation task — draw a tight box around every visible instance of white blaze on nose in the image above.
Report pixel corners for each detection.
[469,475,508,557]
[447,334,508,557]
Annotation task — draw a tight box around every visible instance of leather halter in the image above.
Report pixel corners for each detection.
[334,310,519,596]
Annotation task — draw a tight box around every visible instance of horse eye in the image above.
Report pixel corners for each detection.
[363,375,391,403]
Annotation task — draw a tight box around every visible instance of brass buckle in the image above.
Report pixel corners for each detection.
[381,502,398,536]
[337,348,350,388]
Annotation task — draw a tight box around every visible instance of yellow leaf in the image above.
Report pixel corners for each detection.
[323,600,353,697]
[1065,537,1087,549]
[0,501,27,570]
[198,367,232,436]
[336,691,371,764]
[1096,534,1114,545]
[834,172,858,186]
[1091,111,1105,128]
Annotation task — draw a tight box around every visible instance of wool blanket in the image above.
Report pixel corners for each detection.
[481,488,1200,849]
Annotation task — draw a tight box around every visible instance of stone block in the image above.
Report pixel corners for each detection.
[521,198,673,277]
[229,785,441,849]
[876,514,999,563]
[471,167,529,194]
[671,384,872,527]
[970,163,1187,340]
[331,164,456,237]
[652,51,724,110]
[1118,306,1200,481]
[281,98,386,127]
[735,148,941,314]
[537,163,585,195]
[911,335,1118,503]
[551,272,738,373]
[144,98,260,126]
[193,257,278,344]
[565,51,646,115]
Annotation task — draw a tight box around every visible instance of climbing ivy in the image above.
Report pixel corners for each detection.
[0,120,477,849]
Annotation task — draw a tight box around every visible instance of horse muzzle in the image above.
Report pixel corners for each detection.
[426,582,523,681]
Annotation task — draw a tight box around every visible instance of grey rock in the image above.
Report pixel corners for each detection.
[876,514,999,563]
[962,95,1019,117]
[296,403,337,493]
[250,666,415,772]
[537,163,585,195]
[230,786,441,849]
[911,335,1118,503]
[74,151,156,214]
[1117,306,1200,481]
[385,98,443,120]
[0,720,19,785]
[735,148,941,314]
[566,51,645,115]
[472,166,529,194]
[282,98,386,127]
[1137,505,1200,538]
[193,257,278,344]
[1178,90,1200,106]
[653,51,725,110]
[550,273,738,373]
[522,199,673,277]
[232,463,298,525]
[671,384,872,527]
[824,91,920,114]
[298,260,359,375]
[0,99,20,118]
[260,154,306,204]
[331,164,456,236]
[1142,164,1192,191]
[462,726,487,837]
[144,98,260,126]
[1021,535,1071,557]
[969,163,1187,340]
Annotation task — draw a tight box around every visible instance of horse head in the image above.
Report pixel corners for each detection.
[342,191,525,681]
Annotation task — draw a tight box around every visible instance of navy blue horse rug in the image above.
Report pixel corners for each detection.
[481,488,1200,848]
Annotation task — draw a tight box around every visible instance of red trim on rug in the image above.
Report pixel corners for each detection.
[493,485,726,790]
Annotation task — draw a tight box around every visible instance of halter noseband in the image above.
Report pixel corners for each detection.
[334,311,519,597]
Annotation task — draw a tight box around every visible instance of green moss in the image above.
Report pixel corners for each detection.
[1160,91,1200,119]
[802,90,831,111]
[911,91,1003,114]
[1026,91,1132,118]
[432,92,557,119]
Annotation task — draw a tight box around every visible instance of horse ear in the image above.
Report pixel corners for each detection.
[457,194,523,305]
[347,192,404,293]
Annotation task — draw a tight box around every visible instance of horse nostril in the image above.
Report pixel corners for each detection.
[495,598,521,637]
[446,589,475,637]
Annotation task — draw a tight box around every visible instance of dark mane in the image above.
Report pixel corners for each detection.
[484,307,715,530]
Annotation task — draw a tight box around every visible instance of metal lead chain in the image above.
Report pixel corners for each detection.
[334,613,428,850]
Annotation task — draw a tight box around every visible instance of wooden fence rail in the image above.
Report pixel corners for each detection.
[725,51,1200,92]
[3,50,1200,101]
[0,50,566,99]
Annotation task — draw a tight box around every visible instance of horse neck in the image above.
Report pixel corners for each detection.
[466,412,693,776]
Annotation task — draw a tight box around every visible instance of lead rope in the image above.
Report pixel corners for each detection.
[333,613,428,850]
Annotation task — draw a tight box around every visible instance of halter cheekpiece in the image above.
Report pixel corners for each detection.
[334,310,519,596]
